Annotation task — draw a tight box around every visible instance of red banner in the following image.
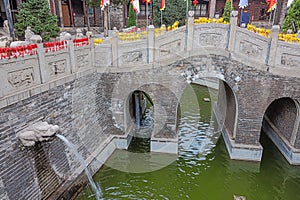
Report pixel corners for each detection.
[266,0,276,12]
[142,0,152,3]
[160,0,165,10]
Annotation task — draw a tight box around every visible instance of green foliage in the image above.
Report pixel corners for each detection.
[15,0,59,41]
[222,0,232,23]
[85,0,100,7]
[153,0,189,27]
[282,0,300,33]
[111,0,130,5]
[128,3,136,27]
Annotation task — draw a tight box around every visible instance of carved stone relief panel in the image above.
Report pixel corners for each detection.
[239,41,263,57]
[199,33,222,47]
[7,67,34,88]
[76,54,89,68]
[122,51,143,64]
[159,40,181,56]
[281,53,300,68]
[48,60,66,76]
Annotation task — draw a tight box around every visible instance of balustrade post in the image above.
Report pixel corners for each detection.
[90,38,95,69]
[228,10,238,52]
[186,11,194,52]
[37,43,48,83]
[111,27,119,67]
[147,25,155,64]
[68,40,76,73]
[267,25,280,66]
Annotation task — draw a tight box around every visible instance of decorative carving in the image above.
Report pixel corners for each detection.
[188,11,194,17]
[17,121,59,147]
[77,54,89,68]
[122,51,143,63]
[7,67,34,88]
[160,40,181,56]
[239,41,262,57]
[48,60,66,76]
[199,33,222,46]
[281,54,299,68]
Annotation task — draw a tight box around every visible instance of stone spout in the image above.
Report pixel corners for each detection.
[17,121,59,147]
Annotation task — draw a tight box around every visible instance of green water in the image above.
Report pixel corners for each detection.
[78,84,300,200]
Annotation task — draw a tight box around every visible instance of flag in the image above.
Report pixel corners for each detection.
[238,0,248,8]
[101,0,110,10]
[131,0,140,13]
[266,0,276,12]
[160,0,165,11]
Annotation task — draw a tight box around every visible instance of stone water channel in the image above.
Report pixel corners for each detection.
[76,84,300,200]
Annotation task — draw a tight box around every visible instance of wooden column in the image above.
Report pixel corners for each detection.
[58,0,64,27]
[83,0,87,26]
[68,0,74,26]
[49,0,56,14]
[94,7,97,26]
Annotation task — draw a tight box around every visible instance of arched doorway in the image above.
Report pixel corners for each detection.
[216,80,238,139]
[261,97,300,164]
[126,90,154,152]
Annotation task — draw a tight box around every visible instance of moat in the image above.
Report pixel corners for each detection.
[77,84,300,200]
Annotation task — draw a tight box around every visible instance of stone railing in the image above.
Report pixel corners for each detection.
[94,11,299,72]
[0,39,93,104]
[1,11,300,104]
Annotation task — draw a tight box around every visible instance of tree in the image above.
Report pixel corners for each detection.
[153,0,189,27]
[128,3,136,27]
[15,0,59,41]
[282,0,300,33]
[222,0,232,23]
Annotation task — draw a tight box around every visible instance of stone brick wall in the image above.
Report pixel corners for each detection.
[217,80,227,125]
[1,16,300,198]
[220,83,238,138]
[265,98,297,142]
[0,72,125,199]
[0,82,73,199]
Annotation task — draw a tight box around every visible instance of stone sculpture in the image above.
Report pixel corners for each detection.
[59,31,72,41]
[17,121,59,146]
[0,36,10,47]
[76,28,84,38]
[25,26,34,42]
[25,26,42,43]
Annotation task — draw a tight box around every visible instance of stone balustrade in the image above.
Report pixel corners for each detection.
[0,39,93,107]
[1,12,300,104]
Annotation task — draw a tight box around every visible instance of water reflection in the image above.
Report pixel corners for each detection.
[77,84,300,200]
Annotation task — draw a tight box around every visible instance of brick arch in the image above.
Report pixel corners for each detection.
[261,97,300,164]
[217,80,239,139]
[111,76,185,139]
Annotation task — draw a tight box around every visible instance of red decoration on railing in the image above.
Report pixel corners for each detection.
[43,40,67,53]
[73,38,89,47]
[0,44,38,60]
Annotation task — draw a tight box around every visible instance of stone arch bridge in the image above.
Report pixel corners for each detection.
[0,14,300,199]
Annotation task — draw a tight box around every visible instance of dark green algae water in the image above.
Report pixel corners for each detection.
[77,84,300,200]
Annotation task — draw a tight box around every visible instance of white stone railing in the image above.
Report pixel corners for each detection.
[0,40,93,105]
[1,11,300,104]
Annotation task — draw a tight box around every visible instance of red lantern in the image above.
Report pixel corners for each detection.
[192,0,198,7]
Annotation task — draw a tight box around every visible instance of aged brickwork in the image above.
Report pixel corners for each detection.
[0,15,300,198]
[265,98,297,143]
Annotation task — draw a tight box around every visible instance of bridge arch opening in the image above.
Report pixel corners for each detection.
[125,90,154,152]
[261,97,300,164]
[216,80,238,139]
